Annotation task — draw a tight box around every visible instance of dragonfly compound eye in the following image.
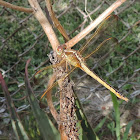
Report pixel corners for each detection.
[56,48,62,55]
[56,45,65,55]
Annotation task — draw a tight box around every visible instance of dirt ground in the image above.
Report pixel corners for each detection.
[75,77,140,139]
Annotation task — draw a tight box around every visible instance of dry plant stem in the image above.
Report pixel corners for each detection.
[59,122,68,140]
[59,81,77,139]
[65,0,126,49]
[28,0,60,51]
[46,73,59,122]
[45,0,70,41]
[45,54,77,139]
[0,0,33,13]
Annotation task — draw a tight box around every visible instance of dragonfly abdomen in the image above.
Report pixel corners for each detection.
[80,63,129,102]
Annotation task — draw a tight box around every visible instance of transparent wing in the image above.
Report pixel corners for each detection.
[79,15,118,55]
[71,15,119,77]
[33,60,67,102]
[72,15,128,100]
[71,15,119,80]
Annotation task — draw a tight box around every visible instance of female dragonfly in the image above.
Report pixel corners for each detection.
[34,15,129,102]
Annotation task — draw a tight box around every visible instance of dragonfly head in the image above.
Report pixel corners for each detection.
[56,44,66,56]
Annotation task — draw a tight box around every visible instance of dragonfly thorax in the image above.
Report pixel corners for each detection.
[63,49,86,68]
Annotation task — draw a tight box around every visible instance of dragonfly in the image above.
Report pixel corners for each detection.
[34,15,129,102]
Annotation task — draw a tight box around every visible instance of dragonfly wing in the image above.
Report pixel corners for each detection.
[33,60,78,100]
[78,36,121,91]
[85,37,118,68]
[78,15,119,71]
[79,15,118,55]
[72,16,128,101]
[33,63,61,101]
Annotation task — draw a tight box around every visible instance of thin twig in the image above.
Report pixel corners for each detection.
[118,70,140,89]
[45,0,70,41]
[0,0,33,13]
[87,1,105,18]
[65,0,126,49]
[28,0,60,51]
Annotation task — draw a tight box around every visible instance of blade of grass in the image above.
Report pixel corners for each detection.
[122,120,134,140]
[111,92,120,140]
[0,72,29,140]
[94,117,107,133]
[25,59,60,140]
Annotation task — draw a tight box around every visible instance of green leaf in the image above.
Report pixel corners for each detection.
[110,92,120,140]
[94,117,107,133]
[122,121,134,140]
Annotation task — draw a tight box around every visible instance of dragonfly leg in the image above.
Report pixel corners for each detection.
[65,60,73,72]
[66,60,68,72]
